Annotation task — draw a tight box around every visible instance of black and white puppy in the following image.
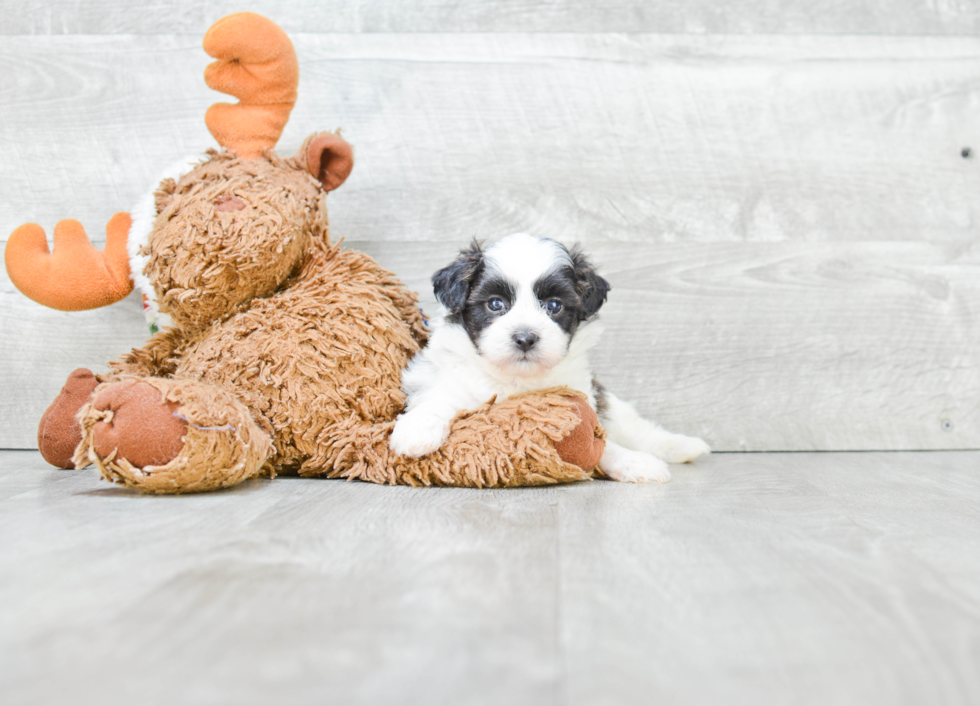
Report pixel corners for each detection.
[388,233,709,482]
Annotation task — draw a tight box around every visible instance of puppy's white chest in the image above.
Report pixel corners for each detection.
[481,364,594,406]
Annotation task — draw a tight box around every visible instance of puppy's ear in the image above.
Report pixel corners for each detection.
[432,240,484,314]
[571,247,611,320]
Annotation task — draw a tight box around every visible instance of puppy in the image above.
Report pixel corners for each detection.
[388,233,709,482]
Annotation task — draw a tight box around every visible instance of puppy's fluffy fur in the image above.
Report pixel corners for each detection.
[389,233,709,482]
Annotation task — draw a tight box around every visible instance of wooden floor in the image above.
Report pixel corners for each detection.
[1,449,978,706]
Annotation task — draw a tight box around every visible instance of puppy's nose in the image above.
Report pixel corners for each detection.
[512,330,539,352]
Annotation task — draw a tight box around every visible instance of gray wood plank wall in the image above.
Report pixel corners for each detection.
[2,3,978,452]
[2,0,978,35]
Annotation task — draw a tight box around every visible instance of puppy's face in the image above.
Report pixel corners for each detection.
[432,233,610,377]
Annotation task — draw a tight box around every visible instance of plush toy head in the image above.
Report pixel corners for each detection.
[4,12,354,329]
[143,135,350,331]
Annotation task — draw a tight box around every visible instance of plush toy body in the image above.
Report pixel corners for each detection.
[5,13,603,493]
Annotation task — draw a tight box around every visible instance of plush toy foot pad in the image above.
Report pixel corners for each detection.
[91,382,188,468]
[38,368,100,469]
[555,397,606,471]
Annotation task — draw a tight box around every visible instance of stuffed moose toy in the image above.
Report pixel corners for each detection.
[4,12,605,494]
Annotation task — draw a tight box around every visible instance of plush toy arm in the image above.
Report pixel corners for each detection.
[316,388,603,488]
[4,213,133,311]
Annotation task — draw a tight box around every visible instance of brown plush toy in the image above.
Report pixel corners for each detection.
[4,13,604,494]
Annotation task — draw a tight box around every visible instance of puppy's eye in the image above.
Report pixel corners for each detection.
[545,300,563,315]
[487,297,506,313]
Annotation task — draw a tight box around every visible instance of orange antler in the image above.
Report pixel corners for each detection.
[203,12,299,159]
[4,213,133,311]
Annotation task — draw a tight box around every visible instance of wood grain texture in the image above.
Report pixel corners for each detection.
[2,0,979,35]
[556,451,980,706]
[2,35,978,247]
[2,449,979,705]
[2,34,977,451]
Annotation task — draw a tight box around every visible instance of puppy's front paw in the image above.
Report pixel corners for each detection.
[600,444,671,484]
[389,411,449,458]
[658,434,711,464]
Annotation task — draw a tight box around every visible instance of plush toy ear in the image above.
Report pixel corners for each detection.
[570,246,611,320]
[432,240,485,314]
[297,132,354,191]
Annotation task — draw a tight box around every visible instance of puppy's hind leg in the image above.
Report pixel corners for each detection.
[598,441,670,483]
[598,389,710,464]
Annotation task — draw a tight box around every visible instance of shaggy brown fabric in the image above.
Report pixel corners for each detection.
[321,389,596,487]
[169,239,426,474]
[144,149,322,331]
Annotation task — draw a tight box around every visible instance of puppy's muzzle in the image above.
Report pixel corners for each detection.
[512,330,539,352]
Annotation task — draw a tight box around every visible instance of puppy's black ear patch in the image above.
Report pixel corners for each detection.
[571,247,611,320]
[432,240,485,314]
